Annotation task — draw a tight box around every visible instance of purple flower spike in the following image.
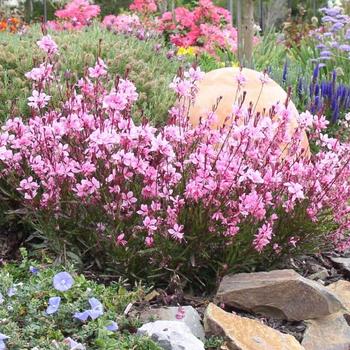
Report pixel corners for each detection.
[88,297,104,320]
[53,272,74,292]
[74,310,91,322]
[46,296,61,315]
[339,45,350,52]
[313,64,320,81]
[106,321,119,332]
[346,29,350,40]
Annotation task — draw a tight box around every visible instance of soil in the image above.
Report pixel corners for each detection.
[0,228,25,263]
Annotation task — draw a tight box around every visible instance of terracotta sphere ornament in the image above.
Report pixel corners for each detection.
[188,67,310,157]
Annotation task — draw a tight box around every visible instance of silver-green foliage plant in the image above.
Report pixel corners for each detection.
[0,249,161,350]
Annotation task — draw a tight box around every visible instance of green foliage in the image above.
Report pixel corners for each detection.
[0,249,161,350]
[95,0,132,17]
[0,23,180,125]
[205,336,225,349]
[32,1,57,21]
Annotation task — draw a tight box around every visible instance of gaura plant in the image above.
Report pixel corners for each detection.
[1,35,350,289]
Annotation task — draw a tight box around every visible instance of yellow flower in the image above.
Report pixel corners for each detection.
[177,46,196,56]
[231,61,240,68]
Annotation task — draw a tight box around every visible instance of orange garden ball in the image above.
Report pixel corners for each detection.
[189,67,310,157]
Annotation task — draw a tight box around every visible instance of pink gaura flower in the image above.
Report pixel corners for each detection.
[103,91,128,111]
[116,233,127,246]
[122,191,137,208]
[28,90,51,109]
[17,176,39,200]
[253,221,273,252]
[37,35,58,55]
[74,178,100,198]
[259,72,270,85]
[143,216,157,233]
[168,223,184,241]
[289,236,300,247]
[235,71,246,87]
[145,235,154,247]
[25,63,53,82]
[284,182,305,200]
[88,58,107,79]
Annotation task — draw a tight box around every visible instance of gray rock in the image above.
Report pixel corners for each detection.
[215,269,344,321]
[329,257,350,273]
[137,320,205,350]
[308,269,329,281]
[138,306,205,341]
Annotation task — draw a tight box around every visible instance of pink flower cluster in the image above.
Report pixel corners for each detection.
[129,0,158,14]
[156,0,251,55]
[1,36,350,261]
[102,14,144,36]
[47,0,100,31]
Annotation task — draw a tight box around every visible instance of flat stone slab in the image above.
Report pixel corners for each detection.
[302,312,350,350]
[138,306,205,341]
[204,303,305,350]
[216,269,344,321]
[327,280,350,311]
[137,320,205,350]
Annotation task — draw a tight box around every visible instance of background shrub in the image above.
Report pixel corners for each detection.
[0,23,180,125]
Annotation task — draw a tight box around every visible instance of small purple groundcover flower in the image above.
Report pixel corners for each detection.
[0,293,3,305]
[46,296,61,315]
[53,272,74,292]
[0,333,9,350]
[64,337,85,350]
[74,297,104,321]
[7,287,16,297]
[29,266,39,275]
[106,321,119,332]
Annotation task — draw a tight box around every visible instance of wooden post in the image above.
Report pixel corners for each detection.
[43,0,47,23]
[259,0,263,32]
[227,0,233,26]
[237,0,242,63]
[241,0,254,67]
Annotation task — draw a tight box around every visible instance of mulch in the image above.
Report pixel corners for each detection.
[0,228,26,263]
